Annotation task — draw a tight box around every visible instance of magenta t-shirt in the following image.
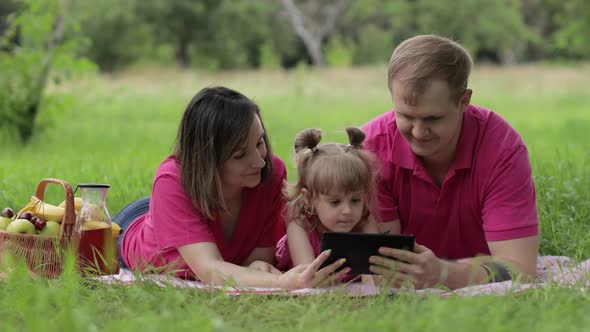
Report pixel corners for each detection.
[274,229,322,271]
[362,105,539,260]
[121,154,287,278]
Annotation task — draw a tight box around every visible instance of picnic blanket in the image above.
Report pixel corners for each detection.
[94,256,590,297]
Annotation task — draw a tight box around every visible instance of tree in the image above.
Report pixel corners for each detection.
[280,0,352,66]
[0,0,90,143]
[72,0,154,71]
[138,0,222,68]
[551,0,590,58]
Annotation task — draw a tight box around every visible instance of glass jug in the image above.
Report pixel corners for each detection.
[74,184,119,276]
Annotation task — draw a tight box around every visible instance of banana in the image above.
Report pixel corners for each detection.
[81,219,110,230]
[30,196,65,222]
[81,220,121,238]
[16,200,38,219]
[111,222,122,236]
[58,197,83,211]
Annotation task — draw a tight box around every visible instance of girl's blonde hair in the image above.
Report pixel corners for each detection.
[289,127,378,231]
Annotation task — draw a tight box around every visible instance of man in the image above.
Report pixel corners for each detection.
[363,35,539,289]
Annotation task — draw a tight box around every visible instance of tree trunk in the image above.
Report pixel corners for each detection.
[18,0,68,143]
[280,0,351,67]
[175,38,190,68]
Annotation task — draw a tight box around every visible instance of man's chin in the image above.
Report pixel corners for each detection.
[410,144,435,157]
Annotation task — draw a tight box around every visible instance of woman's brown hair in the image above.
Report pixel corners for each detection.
[174,87,273,219]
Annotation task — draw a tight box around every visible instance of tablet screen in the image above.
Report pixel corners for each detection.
[319,232,415,275]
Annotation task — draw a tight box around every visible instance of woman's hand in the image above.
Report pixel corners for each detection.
[369,243,445,289]
[278,250,351,289]
[247,260,281,275]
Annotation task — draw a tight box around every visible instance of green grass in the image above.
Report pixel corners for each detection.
[1,64,590,331]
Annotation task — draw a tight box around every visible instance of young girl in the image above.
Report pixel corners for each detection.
[275,127,379,273]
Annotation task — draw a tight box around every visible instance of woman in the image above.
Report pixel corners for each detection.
[115,87,346,289]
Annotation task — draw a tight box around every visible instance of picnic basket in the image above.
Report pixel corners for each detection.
[0,178,78,278]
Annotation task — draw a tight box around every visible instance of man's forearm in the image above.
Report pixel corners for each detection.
[440,259,489,289]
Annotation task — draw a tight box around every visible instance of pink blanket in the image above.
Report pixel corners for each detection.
[94,256,590,297]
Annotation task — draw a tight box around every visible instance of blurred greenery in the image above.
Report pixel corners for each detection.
[2,0,589,71]
[1,0,589,142]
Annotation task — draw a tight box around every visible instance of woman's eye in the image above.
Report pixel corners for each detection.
[256,140,264,147]
[233,152,245,159]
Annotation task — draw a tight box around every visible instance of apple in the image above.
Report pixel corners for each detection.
[20,211,34,221]
[6,219,37,234]
[39,221,60,236]
[33,217,47,230]
[2,207,14,218]
[0,217,11,230]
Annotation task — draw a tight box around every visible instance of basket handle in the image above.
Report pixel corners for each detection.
[35,178,76,238]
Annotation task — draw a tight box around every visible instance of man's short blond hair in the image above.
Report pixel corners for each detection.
[388,35,473,105]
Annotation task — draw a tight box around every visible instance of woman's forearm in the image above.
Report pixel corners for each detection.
[199,260,281,288]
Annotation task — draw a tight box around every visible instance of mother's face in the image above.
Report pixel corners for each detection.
[221,115,268,190]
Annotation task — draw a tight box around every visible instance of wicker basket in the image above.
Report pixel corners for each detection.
[0,178,78,278]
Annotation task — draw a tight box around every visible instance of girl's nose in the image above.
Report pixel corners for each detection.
[341,203,352,214]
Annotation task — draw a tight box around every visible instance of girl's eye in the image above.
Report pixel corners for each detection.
[233,151,246,159]
[352,199,362,204]
[329,201,340,206]
[256,140,264,148]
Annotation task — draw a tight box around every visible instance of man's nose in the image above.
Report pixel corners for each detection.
[412,120,429,139]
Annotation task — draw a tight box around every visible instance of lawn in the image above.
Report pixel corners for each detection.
[0,64,589,331]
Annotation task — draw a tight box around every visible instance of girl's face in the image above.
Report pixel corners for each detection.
[221,116,267,191]
[312,190,365,233]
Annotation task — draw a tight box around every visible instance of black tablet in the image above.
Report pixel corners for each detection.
[319,232,415,275]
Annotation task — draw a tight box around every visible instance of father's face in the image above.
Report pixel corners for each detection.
[391,79,471,165]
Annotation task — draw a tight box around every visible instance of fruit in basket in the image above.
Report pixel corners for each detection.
[0,217,11,230]
[33,217,47,231]
[16,199,36,217]
[30,196,65,222]
[39,221,60,236]
[2,207,14,218]
[20,211,34,221]
[58,197,83,211]
[6,219,37,234]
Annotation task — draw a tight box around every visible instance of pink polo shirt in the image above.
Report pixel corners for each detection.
[363,105,538,260]
[121,154,287,278]
[274,229,322,271]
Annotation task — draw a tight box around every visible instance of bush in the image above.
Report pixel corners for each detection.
[325,35,353,67]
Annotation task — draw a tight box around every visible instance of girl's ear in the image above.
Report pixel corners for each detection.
[301,188,311,205]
